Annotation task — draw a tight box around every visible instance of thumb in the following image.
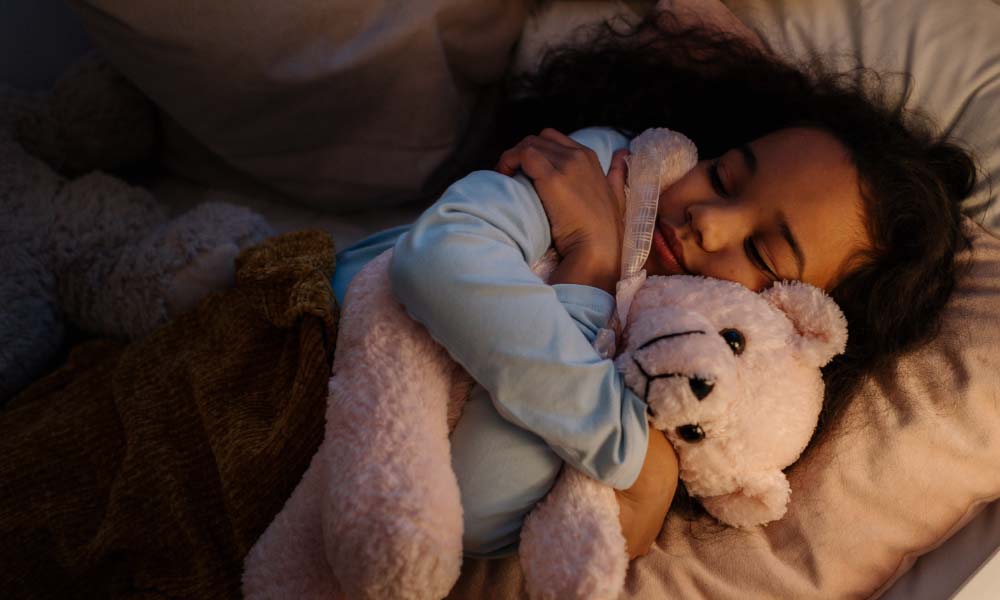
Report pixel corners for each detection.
[607,148,630,215]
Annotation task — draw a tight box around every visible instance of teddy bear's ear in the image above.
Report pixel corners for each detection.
[699,470,791,529]
[760,281,848,368]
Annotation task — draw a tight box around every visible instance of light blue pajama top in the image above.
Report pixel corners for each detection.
[331,127,647,555]
[383,126,649,490]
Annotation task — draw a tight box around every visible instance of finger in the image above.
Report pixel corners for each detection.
[495,139,537,175]
[607,149,630,213]
[495,147,523,176]
[519,145,559,180]
[525,134,576,156]
[498,144,559,181]
[539,128,606,174]
[537,127,579,148]
[609,148,630,180]
[496,135,573,176]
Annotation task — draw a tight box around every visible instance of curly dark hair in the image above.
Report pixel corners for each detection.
[492,11,977,448]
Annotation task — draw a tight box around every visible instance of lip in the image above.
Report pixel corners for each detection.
[652,221,688,275]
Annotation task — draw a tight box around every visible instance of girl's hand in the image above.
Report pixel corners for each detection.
[496,129,629,293]
[615,427,678,559]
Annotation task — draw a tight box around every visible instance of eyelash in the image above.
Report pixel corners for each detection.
[708,160,729,197]
[744,238,777,281]
[709,159,776,281]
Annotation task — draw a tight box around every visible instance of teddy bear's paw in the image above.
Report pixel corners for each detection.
[157,202,273,320]
[520,469,628,600]
[326,521,462,600]
[324,448,464,600]
[56,200,269,339]
[242,470,350,600]
[166,201,274,257]
[49,174,173,338]
[332,538,460,600]
[0,247,64,403]
[165,242,240,318]
[699,471,791,528]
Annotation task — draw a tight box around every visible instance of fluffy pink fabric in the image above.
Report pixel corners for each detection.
[244,251,466,599]
[520,469,627,600]
[619,276,846,528]
[244,250,845,599]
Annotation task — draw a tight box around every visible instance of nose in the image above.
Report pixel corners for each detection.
[686,202,751,253]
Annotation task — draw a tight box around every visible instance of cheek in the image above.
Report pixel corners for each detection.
[697,250,766,291]
[657,163,710,220]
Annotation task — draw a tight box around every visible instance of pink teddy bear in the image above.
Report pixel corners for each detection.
[242,255,846,600]
[243,129,847,599]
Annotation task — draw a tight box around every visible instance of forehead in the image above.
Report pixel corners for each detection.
[747,128,868,289]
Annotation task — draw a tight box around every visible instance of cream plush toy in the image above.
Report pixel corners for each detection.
[243,130,848,599]
[0,56,273,402]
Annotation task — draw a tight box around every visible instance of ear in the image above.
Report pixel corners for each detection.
[760,281,848,368]
[699,470,791,529]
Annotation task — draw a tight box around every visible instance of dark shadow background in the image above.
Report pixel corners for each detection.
[1,0,91,90]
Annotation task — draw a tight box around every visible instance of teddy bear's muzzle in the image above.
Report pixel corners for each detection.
[640,372,715,407]
[622,319,740,437]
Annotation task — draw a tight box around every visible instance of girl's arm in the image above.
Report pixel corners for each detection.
[390,127,648,490]
[617,427,678,558]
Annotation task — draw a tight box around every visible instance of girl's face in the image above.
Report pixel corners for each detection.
[644,127,869,292]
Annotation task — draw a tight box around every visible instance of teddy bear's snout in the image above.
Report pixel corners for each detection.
[688,376,714,400]
[646,376,714,442]
[633,357,716,402]
[622,320,741,437]
[643,374,714,406]
[630,330,722,406]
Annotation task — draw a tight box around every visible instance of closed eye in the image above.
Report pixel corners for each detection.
[744,238,778,281]
[708,160,729,198]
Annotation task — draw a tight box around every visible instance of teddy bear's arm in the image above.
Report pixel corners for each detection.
[520,467,628,600]
[246,251,466,600]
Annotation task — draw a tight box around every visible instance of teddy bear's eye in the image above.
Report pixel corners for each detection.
[689,377,714,400]
[720,328,745,355]
[676,424,706,443]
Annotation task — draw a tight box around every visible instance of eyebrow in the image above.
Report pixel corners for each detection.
[739,144,758,174]
[777,211,806,278]
[736,144,803,280]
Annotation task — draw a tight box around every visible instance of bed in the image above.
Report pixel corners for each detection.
[2,0,998,598]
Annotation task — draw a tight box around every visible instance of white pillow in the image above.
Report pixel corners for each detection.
[723,0,1000,234]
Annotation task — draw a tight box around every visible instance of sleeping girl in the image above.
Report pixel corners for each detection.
[328,12,975,562]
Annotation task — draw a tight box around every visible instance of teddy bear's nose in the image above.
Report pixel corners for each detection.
[689,377,714,400]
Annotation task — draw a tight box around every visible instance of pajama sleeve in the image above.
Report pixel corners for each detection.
[390,127,649,489]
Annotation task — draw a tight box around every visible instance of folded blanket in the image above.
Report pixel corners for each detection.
[0,230,337,599]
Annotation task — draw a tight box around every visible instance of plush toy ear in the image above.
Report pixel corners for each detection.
[760,281,848,368]
[699,470,791,529]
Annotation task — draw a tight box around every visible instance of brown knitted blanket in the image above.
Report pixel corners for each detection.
[0,230,337,600]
